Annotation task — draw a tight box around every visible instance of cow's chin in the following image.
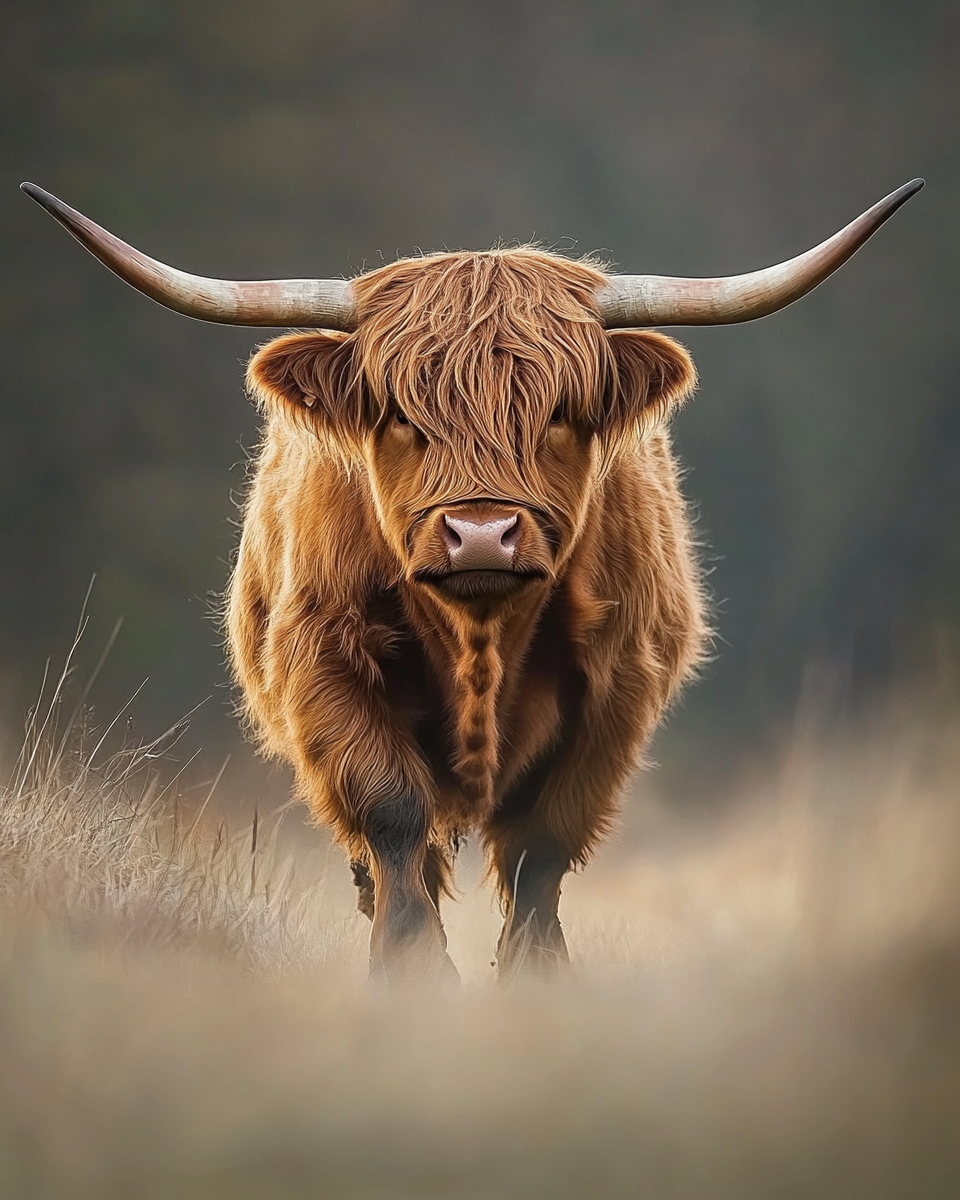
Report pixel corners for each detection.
[417,570,545,602]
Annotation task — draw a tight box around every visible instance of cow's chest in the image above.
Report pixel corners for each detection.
[379,596,576,820]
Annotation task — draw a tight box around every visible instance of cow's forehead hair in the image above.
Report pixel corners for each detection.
[350,247,615,448]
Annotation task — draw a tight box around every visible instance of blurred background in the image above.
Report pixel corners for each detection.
[1,0,957,801]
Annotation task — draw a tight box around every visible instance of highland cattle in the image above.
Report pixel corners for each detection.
[22,178,923,983]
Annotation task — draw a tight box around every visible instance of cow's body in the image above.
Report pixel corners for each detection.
[227,250,707,981]
[23,178,921,983]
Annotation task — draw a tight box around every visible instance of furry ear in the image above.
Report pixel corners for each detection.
[605,330,697,432]
[246,331,376,449]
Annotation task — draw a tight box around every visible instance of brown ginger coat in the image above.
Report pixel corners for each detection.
[226,247,708,980]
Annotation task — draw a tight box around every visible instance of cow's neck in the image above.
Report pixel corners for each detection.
[403,585,550,813]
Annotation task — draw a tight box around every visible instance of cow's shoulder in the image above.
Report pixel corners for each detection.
[563,429,709,695]
[240,420,395,602]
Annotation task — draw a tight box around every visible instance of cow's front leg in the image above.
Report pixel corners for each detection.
[491,831,570,983]
[351,840,450,923]
[363,796,459,988]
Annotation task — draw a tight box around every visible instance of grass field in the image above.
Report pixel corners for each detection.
[2,669,959,1198]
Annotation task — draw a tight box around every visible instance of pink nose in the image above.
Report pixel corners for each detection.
[442,514,519,571]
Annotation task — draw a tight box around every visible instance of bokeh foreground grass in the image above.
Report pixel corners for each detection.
[2,666,960,1199]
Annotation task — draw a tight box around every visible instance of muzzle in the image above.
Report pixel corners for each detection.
[409,501,554,602]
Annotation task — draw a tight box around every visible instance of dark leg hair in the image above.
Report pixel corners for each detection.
[361,795,459,987]
[490,830,570,983]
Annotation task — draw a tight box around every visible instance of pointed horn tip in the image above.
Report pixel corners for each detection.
[894,177,925,202]
[874,177,924,222]
[20,182,63,217]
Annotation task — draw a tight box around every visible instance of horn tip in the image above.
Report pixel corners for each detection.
[20,181,57,211]
[892,178,924,205]
[883,177,925,216]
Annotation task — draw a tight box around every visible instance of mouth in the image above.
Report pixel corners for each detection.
[415,570,546,600]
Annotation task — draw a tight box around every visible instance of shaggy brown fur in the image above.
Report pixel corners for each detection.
[227,247,709,983]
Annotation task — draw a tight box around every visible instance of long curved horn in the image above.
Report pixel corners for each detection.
[20,183,357,331]
[596,179,924,328]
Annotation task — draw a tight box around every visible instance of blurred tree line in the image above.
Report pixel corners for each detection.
[1,0,957,792]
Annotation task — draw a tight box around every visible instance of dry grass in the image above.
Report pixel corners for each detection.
[2,662,960,1198]
[1,665,356,976]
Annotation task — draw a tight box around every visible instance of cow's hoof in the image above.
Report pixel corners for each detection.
[496,943,569,987]
[367,948,460,991]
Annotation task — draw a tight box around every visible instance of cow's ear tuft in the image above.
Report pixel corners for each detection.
[605,330,697,431]
[246,331,368,444]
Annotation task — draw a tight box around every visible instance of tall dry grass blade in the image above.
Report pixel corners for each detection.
[15,621,88,796]
[7,656,50,787]
[52,614,125,770]
[144,749,203,817]
[250,807,260,901]
[15,574,98,775]
[85,678,149,768]
[183,755,231,844]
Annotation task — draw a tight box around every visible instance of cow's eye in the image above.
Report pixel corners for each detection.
[395,410,410,426]
[550,405,565,424]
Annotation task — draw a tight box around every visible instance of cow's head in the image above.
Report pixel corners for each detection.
[246,251,695,604]
[20,178,923,606]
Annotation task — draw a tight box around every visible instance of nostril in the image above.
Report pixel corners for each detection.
[500,515,520,549]
[441,515,463,551]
